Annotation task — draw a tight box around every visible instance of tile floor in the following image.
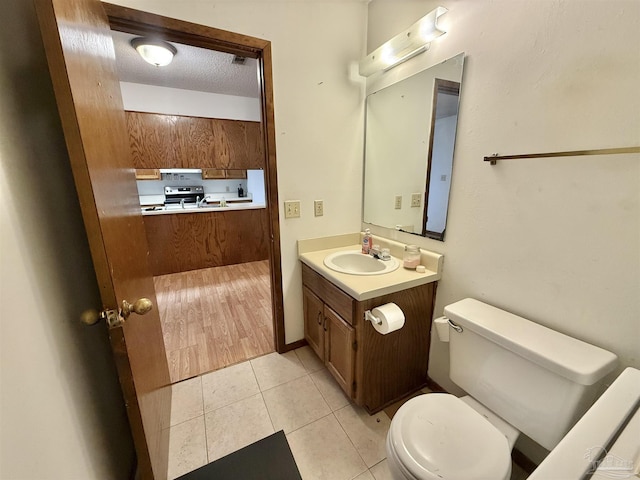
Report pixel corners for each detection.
[167,347,530,480]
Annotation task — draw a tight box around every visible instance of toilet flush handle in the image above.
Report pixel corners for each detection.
[447,318,463,333]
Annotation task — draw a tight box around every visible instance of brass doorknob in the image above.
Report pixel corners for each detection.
[80,309,101,326]
[121,298,153,319]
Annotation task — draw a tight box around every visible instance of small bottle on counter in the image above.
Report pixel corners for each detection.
[238,184,244,197]
[362,229,372,254]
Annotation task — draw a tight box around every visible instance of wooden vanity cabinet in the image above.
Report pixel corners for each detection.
[303,287,355,396]
[302,263,436,414]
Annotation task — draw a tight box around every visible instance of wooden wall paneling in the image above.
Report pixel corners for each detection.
[126,111,178,169]
[143,209,270,275]
[355,282,436,413]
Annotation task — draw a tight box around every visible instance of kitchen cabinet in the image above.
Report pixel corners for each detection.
[135,168,161,180]
[302,264,436,413]
[202,168,247,180]
[125,111,264,170]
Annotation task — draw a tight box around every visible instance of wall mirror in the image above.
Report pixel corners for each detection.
[362,53,465,240]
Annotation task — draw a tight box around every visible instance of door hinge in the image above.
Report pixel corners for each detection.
[352,380,357,393]
[352,340,357,351]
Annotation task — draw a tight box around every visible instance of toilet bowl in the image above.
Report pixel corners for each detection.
[386,393,513,480]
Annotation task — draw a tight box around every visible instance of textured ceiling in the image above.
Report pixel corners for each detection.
[112,30,260,98]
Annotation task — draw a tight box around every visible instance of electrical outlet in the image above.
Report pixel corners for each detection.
[440,174,447,181]
[394,195,402,209]
[314,200,324,217]
[411,193,422,208]
[284,200,301,218]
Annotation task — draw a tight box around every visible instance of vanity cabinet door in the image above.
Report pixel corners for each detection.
[324,306,355,397]
[303,287,325,361]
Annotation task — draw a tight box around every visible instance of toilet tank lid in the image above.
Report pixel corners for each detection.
[444,298,618,385]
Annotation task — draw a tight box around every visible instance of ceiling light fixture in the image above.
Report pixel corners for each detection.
[359,7,448,77]
[131,37,177,67]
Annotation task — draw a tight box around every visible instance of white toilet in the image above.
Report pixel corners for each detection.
[386,298,618,480]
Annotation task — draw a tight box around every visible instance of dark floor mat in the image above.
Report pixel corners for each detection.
[177,430,302,479]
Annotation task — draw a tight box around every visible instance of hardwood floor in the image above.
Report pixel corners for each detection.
[154,260,274,383]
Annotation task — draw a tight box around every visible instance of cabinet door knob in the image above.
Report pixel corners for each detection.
[323,316,327,332]
[317,312,322,325]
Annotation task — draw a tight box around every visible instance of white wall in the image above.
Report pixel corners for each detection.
[365,0,640,413]
[109,0,368,343]
[120,82,262,121]
[0,0,135,477]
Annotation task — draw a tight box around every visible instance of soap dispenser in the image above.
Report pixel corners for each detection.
[362,229,372,254]
[238,184,244,198]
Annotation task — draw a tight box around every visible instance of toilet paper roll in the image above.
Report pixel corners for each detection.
[371,303,405,334]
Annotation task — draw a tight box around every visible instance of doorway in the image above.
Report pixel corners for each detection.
[105,3,286,383]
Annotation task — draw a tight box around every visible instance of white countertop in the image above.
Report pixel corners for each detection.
[298,233,443,301]
[141,202,266,216]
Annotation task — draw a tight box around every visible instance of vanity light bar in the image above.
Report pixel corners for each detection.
[359,6,448,77]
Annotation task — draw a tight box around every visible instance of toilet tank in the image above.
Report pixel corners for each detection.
[444,298,618,451]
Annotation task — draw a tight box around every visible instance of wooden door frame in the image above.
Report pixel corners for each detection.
[103,3,286,354]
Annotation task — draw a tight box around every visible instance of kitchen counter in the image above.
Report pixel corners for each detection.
[298,233,443,301]
[141,201,265,216]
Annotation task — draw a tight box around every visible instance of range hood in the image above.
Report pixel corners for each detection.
[158,168,202,174]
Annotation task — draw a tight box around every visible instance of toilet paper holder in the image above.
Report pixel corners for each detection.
[364,310,382,325]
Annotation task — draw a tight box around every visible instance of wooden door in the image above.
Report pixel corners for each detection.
[303,287,325,361]
[324,306,355,397]
[35,0,171,478]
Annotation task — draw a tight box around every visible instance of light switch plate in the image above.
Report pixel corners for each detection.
[314,200,324,217]
[394,195,402,209]
[411,193,422,208]
[284,200,301,218]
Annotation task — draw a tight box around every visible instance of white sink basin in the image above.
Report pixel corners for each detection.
[324,250,399,275]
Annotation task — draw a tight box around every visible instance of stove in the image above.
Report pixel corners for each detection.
[164,185,204,204]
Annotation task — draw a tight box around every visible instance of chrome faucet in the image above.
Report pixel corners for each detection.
[180,198,185,209]
[198,196,208,207]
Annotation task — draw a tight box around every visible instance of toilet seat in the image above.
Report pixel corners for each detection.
[388,393,512,480]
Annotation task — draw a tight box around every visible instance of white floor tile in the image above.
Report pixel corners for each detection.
[170,376,203,427]
[370,459,393,480]
[250,351,308,391]
[287,414,368,480]
[263,375,331,434]
[353,470,376,480]
[204,393,274,462]
[310,368,351,411]
[335,404,391,468]
[167,416,207,480]
[294,345,325,373]
[201,361,259,412]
